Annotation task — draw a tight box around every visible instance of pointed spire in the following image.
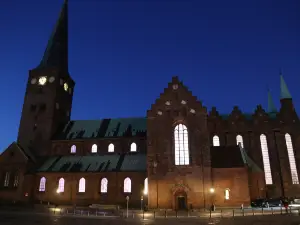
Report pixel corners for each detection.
[267,89,277,113]
[36,0,68,71]
[280,72,292,99]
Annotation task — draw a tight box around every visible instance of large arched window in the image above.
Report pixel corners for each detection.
[130,143,137,152]
[174,124,190,165]
[124,177,131,193]
[71,145,76,154]
[101,178,108,193]
[213,135,220,146]
[260,134,273,185]
[285,133,299,184]
[144,178,148,195]
[57,178,65,193]
[236,134,244,148]
[108,144,114,152]
[91,144,97,153]
[39,177,46,192]
[78,178,86,192]
[225,189,230,200]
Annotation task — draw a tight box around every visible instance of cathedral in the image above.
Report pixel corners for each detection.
[1,0,300,210]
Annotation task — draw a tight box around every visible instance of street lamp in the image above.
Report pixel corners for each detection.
[141,196,144,211]
[153,161,158,209]
[56,189,60,194]
[209,188,215,193]
[126,196,129,218]
[209,188,215,211]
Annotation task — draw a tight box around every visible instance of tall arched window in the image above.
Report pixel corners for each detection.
[213,135,220,146]
[101,178,108,193]
[39,177,46,192]
[225,189,230,200]
[260,134,273,185]
[108,144,114,152]
[285,133,299,184]
[13,171,19,187]
[57,178,65,193]
[3,172,10,187]
[130,143,137,152]
[236,134,244,148]
[144,178,148,195]
[78,178,86,192]
[124,177,131,193]
[91,144,97,153]
[174,124,190,165]
[71,145,76,153]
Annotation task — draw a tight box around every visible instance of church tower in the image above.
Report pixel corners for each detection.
[17,0,75,156]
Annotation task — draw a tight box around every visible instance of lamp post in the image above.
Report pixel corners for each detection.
[141,196,144,211]
[126,196,129,218]
[209,188,215,211]
[153,161,158,209]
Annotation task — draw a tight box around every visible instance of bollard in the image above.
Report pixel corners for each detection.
[96,211,97,216]
[233,209,235,218]
[261,207,263,215]
[165,210,167,218]
[143,210,144,220]
[81,210,83,215]
[242,209,244,216]
[298,209,300,216]
[221,209,222,218]
[281,207,282,214]
[74,209,75,215]
[176,210,178,218]
[132,212,134,218]
[187,210,189,217]
[289,207,292,214]
[271,208,273,215]
[154,211,156,218]
[252,208,254,216]
[88,211,89,216]
[209,209,212,218]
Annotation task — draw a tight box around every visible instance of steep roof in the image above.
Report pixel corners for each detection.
[53,118,147,140]
[37,153,147,173]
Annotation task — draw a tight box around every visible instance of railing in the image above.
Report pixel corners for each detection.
[50,207,300,219]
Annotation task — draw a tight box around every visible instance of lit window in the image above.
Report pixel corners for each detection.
[236,134,244,148]
[213,135,220,146]
[225,189,230,200]
[57,178,65,193]
[260,134,273,185]
[124,177,131,193]
[285,133,299,184]
[4,172,10,187]
[39,177,46,192]
[91,144,97,153]
[174,124,190,165]
[108,144,114,152]
[130,143,137,152]
[78,178,85,193]
[71,145,76,153]
[101,178,108,193]
[13,172,19,187]
[144,178,148,195]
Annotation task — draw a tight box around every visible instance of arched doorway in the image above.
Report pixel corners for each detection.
[174,190,187,210]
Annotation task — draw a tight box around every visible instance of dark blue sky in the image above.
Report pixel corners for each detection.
[0,0,299,152]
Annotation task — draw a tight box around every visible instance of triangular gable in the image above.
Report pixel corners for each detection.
[0,142,29,164]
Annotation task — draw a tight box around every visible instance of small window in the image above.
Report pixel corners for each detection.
[13,172,19,187]
[57,178,65,193]
[130,143,137,152]
[78,178,85,193]
[71,145,76,154]
[108,143,114,152]
[39,177,46,192]
[225,189,230,200]
[213,135,220,146]
[124,177,131,193]
[101,178,108,193]
[91,144,97,153]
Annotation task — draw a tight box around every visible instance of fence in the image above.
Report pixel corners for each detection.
[52,207,300,219]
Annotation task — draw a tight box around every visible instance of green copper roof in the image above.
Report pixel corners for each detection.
[267,89,277,113]
[36,0,68,71]
[54,118,147,140]
[280,74,292,99]
[37,153,146,172]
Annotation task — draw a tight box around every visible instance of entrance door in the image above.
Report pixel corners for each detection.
[177,196,186,210]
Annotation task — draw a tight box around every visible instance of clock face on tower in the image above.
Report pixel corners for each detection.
[64,83,68,91]
[38,76,47,85]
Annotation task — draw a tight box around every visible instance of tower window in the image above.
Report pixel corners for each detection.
[78,178,86,193]
[91,144,97,153]
[100,178,108,193]
[236,134,244,148]
[213,135,220,146]
[108,143,114,152]
[174,124,190,165]
[70,145,76,154]
[130,143,137,152]
[39,177,46,192]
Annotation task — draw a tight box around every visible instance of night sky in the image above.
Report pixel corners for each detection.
[0,0,299,152]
